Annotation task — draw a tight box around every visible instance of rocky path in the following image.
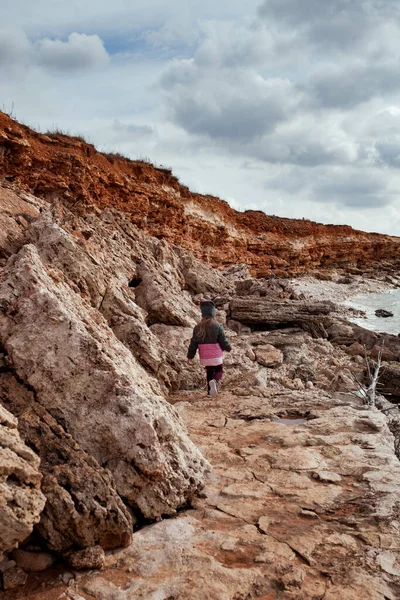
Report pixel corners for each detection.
[9,387,400,600]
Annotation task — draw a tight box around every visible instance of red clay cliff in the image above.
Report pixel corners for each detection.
[0,111,399,276]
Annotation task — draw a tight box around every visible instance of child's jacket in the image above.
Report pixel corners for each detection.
[187,322,232,366]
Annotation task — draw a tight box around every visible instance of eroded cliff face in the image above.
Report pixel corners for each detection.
[1,111,399,277]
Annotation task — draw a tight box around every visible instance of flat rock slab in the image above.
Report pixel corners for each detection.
[18,389,400,600]
[230,297,334,325]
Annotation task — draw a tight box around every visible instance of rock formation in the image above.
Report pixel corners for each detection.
[230,297,334,339]
[0,373,133,553]
[0,181,211,582]
[0,235,208,521]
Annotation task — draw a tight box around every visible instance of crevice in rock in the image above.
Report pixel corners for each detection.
[97,289,107,312]
[209,504,253,525]
[229,414,271,423]
[255,525,312,567]
[250,471,266,484]
[128,276,142,288]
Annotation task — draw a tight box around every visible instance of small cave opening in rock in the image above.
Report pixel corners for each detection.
[248,322,296,332]
[128,276,142,288]
[131,500,195,534]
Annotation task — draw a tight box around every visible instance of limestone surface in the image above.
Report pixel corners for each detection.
[0,372,134,553]
[0,243,209,521]
[0,405,45,559]
[51,388,400,600]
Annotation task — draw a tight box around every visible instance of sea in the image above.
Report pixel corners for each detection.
[342,289,400,336]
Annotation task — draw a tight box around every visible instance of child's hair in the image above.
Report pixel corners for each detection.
[197,317,216,340]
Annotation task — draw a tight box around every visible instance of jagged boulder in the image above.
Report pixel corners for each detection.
[0,244,209,522]
[134,260,198,327]
[379,363,400,398]
[175,249,230,296]
[28,205,201,354]
[0,372,133,553]
[28,212,108,308]
[0,404,45,559]
[235,277,292,299]
[150,324,201,390]
[99,283,165,377]
[375,309,393,318]
[0,186,43,266]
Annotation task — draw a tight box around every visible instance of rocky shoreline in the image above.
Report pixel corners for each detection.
[290,273,398,304]
[290,273,400,337]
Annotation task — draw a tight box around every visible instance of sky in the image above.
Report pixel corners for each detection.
[1,0,400,236]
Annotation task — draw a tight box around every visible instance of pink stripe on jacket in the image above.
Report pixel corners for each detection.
[198,343,223,366]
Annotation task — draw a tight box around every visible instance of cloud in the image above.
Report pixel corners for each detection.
[162,61,301,141]
[1,1,400,234]
[307,61,400,109]
[264,163,398,211]
[375,142,400,168]
[0,29,30,66]
[247,115,359,166]
[111,119,154,137]
[36,33,109,71]
[194,20,302,69]
[0,30,109,74]
[159,1,400,174]
[257,0,397,54]
[312,171,393,208]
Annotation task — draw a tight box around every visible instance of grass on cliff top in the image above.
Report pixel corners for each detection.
[103,151,130,163]
[44,127,90,144]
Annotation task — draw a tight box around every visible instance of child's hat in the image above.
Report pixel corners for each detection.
[200,300,216,318]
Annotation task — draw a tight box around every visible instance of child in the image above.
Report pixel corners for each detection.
[187,300,232,396]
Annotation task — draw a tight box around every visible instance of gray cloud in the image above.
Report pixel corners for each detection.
[162,61,301,141]
[0,29,30,66]
[36,33,109,71]
[1,1,400,233]
[159,0,400,184]
[307,62,400,109]
[312,171,394,209]
[0,30,109,73]
[375,142,400,168]
[111,119,154,137]
[258,0,399,53]
[245,114,359,166]
[194,21,302,69]
[264,165,397,210]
